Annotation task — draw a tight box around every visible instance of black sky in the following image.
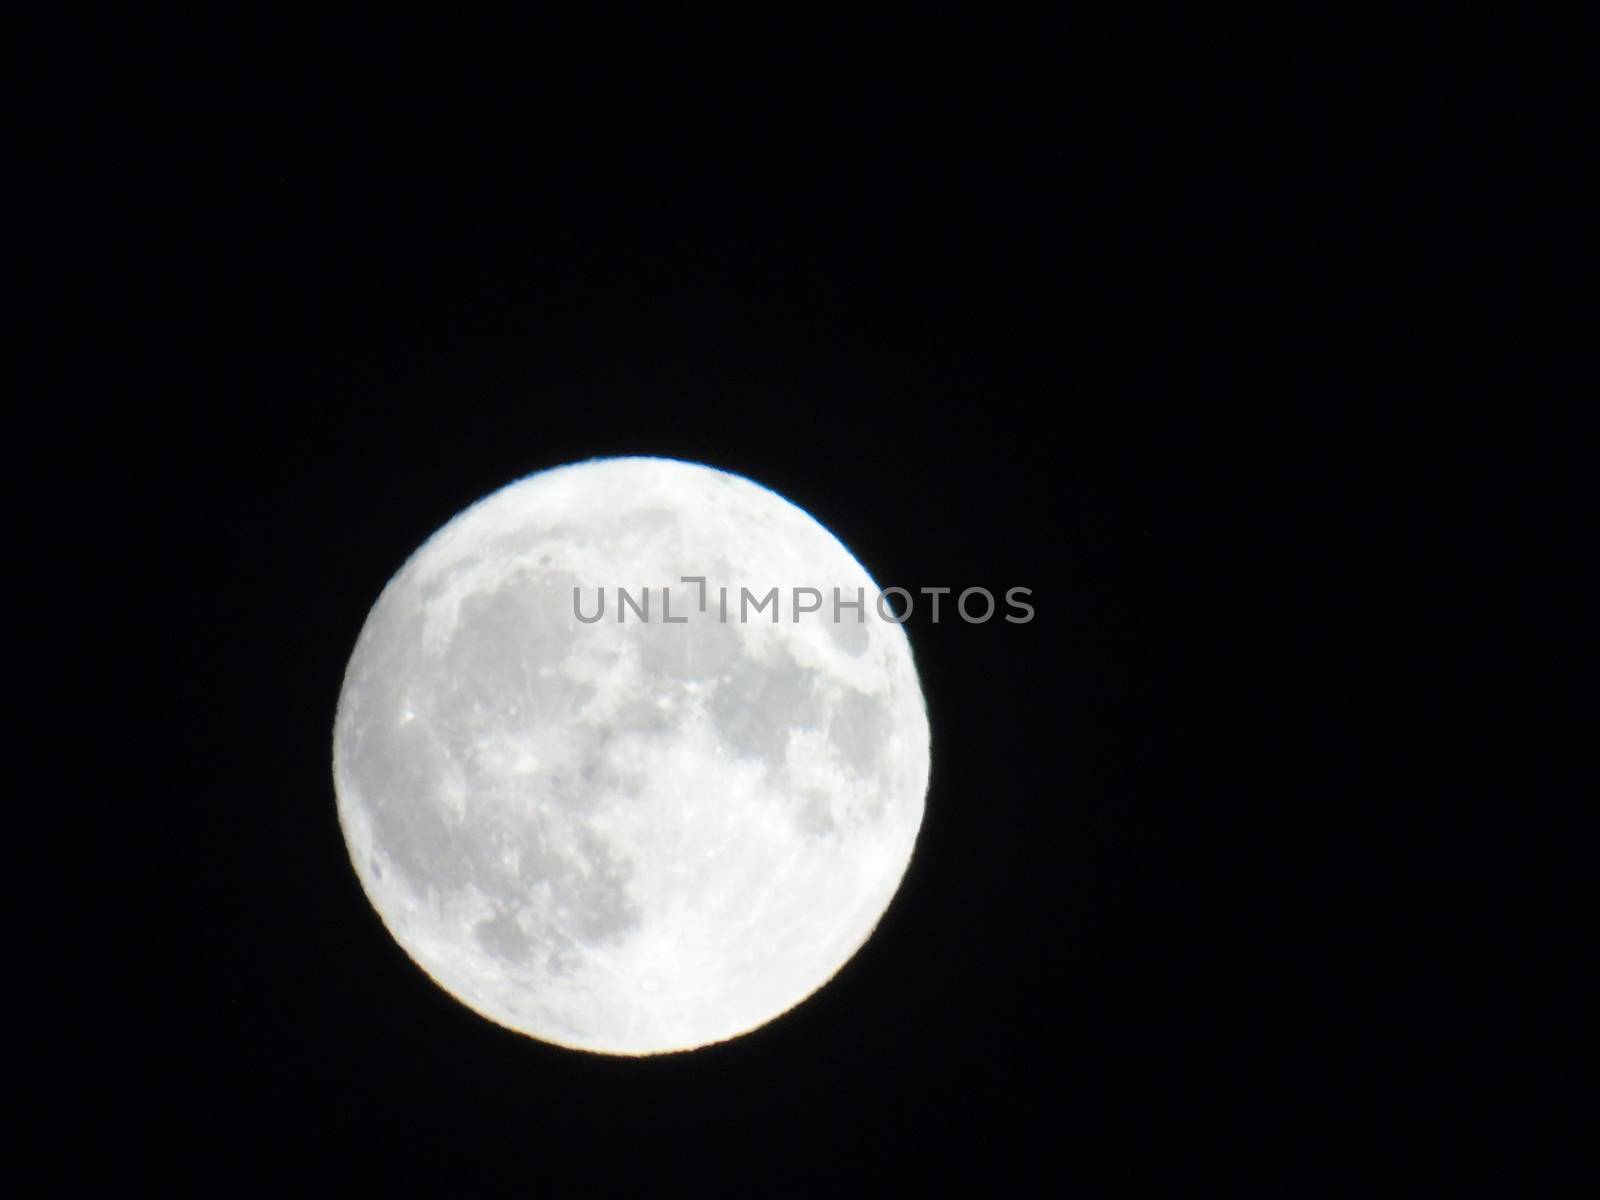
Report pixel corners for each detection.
[32,7,1584,1191]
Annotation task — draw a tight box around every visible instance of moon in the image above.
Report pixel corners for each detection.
[332,457,930,1054]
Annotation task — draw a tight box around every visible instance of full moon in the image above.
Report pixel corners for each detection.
[332,457,930,1054]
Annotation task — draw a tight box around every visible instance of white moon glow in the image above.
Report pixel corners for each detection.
[332,457,930,1055]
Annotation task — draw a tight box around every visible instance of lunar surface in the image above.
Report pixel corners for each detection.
[332,457,930,1054]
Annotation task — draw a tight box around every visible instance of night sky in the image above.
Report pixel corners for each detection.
[39,8,1580,1190]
